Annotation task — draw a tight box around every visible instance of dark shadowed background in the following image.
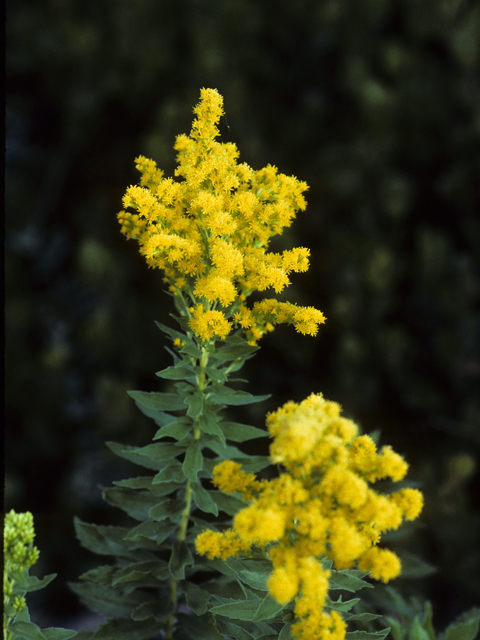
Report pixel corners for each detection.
[6,0,480,633]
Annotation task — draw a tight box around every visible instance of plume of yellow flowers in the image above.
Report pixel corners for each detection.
[196,393,424,640]
[117,88,325,344]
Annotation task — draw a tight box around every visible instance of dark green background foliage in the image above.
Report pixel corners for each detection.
[6,0,479,632]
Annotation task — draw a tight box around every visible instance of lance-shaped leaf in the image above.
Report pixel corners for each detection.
[130,442,185,469]
[209,596,263,620]
[440,607,480,640]
[210,491,246,516]
[8,621,77,640]
[131,598,173,622]
[128,390,186,412]
[186,392,204,418]
[152,462,185,484]
[191,483,218,516]
[148,497,185,522]
[13,573,57,593]
[83,616,163,640]
[208,387,271,407]
[178,613,225,640]
[221,422,267,442]
[198,414,226,445]
[153,418,192,441]
[156,364,196,380]
[329,569,373,592]
[212,342,260,361]
[124,520,176,545]
[183,442,203,481]
[344,630,391,640]
[74,518,149,557]
[179,581,210,615]
[106,441,169,471]
[226,558,271,591]
[40,627,78,640]
[169,540,194,579]
[68,581,147,619]
[102,487,161,522]
[112,560,170,586]
[252,594,287,621]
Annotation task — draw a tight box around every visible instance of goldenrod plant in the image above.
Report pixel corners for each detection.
[63,88,476,640]
[3,510,77,640]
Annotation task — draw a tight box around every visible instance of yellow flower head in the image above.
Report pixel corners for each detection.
[118,88,324,343]
[196,392,424,640]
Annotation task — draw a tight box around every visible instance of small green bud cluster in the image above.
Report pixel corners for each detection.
[4,510,40,625]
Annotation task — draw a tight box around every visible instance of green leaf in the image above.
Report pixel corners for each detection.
[154,320,187,341]
[326,596,360,613]
[213,342,260,361]
[210,491,247,515]
[441,607,480,640]
[384,617,405,640]
[217,621,253,640]
[329,569,373,592]
[127,390,186,411]
[78,565,115,585]
[132,442,184,466]
[74,518,141,557]
[106,441,166,471]
[210,597,263,620]
[102,487,160,522]
[186,392,204,418]
[112,560,170,585]
[191,482,219,515]
[153,419,192,441]
[345,613,382,622]
[198,414,226,444]
[279,625,293,640]
[231,456,272,473]
[208,388,271,406]
[7,621,47,640]
[156,365,195,380]
[221,422,267,442]
[183,442,203,481]
[112,476,153,490]
[205,366,228,382]
[14,573,57,593]
[169,540,194,579]
[42,629,77,640]
[345,630,391,640]
[179,613,225,640]
[408,617,431,640]
[180,344,203,358]
[252,594,287,621]
[152,463,185,484]
[124,520,176,545]
[179,580,210,615]
[68,582,146,619]
[131,598,172,622]
[148,497,184,522]
[226,558,271,591]
[89,617,163,640]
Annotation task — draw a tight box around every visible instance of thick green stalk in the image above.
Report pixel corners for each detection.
[165,347,209,640]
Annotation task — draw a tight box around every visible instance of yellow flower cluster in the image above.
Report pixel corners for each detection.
[196,394,423,640]
[118,88,325,343]
[4,510,40,617]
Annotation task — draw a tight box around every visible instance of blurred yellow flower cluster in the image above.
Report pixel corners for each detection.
[117,88,325,343]
[196,393,423,640]
[4,510,40,617]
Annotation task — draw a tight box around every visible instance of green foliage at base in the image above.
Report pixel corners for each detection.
[69,318,392,640]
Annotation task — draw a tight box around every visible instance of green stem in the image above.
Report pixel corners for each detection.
[165,347,209,640]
